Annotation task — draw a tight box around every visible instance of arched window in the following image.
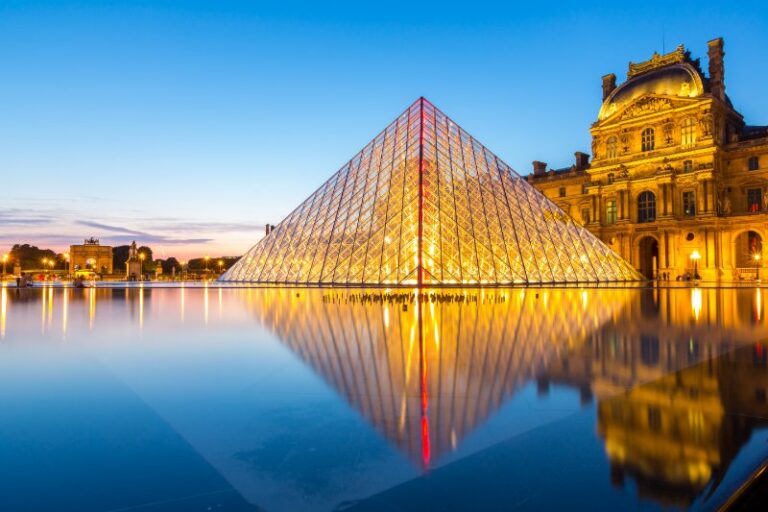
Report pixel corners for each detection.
[681,117,696,146]
[637,191,656,223]
[606,136,618,159]
[641,128,655,152]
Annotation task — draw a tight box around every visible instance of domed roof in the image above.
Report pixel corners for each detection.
[598,63,704,120]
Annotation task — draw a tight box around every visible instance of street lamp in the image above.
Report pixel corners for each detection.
[139,253,145,277]
[218,259,224,274]
[181,261,187,279]
[754,253,761,280]
[64,252,70,275]
[690,250,701,281]
[204,256,210,273]
[2,253,7,279]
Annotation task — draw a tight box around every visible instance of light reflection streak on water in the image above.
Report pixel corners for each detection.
[139,286,144,331]
[0,287,6,338]
[180,284,185,323]
[41,284,47,334]
[204,284,209,325]
[62,289,68,339]
[47,285,54,327]
[88,287,95,330]
[691,287,702,321]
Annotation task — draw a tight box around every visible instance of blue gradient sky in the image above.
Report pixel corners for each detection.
[2,0,767,258]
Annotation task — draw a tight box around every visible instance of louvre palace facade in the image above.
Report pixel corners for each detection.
[529,38,768,281]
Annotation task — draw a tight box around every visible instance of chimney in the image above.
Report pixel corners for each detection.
[532,161,547,176]
[574,152,590,171]
[708,38,725,101]
[601,73,616,101]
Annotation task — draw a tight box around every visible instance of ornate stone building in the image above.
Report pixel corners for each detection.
[69,237,113,274]
[529,38,768,281]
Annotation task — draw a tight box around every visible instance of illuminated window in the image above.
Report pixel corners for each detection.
[559,187,566,197]
[641,128,655,152]
[749,156,760,171]
[605,200,617,224]
[683,160,693,173]
[748,188,762,212]
[681,117,696,146]
[683,191,696,217]
[607,173,615,184]
[637,191,656,223]
[606,136,618,159]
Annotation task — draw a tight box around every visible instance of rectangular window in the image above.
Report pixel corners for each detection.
[749,156,760,171]
[681,118,696,146]
[581,208,590,224]
[559,187,566,197]
[683,191,696,217]
[683,160,693,173]
[605,200,617,224]
[748,188,762,212]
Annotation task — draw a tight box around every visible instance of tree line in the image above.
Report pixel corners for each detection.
[6,243,238,274]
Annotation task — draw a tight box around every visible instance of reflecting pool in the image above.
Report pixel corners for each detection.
[1,286,767,511]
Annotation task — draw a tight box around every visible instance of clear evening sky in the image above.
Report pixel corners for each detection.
[2,0,767,259]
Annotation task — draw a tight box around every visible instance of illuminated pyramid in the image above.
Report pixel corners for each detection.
[221,98,640,285]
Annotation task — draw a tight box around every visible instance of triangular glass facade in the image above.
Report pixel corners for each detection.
[222,98,640,285]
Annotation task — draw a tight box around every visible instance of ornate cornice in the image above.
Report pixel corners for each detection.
[628,45,688,78]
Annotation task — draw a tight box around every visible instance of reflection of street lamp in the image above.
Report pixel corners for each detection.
[690,250,701,280]
[754,253,761,280]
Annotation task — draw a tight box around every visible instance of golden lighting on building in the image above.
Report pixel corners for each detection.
[221,98,639,286]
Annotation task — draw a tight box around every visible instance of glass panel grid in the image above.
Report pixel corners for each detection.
[221,98,641,284]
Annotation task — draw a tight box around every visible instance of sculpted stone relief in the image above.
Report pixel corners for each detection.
[618,97,673,120]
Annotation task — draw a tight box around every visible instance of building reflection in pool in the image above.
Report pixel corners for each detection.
[1,285,767,509]
[241,287,768,506]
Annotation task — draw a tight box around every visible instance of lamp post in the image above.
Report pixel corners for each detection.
[204,256,210,273]
[690,250,701,281]
[2,253,7,279]
[42,258,48,279]
[218,259,224,274]
[139,253,145,278]
[754,253,761,281]
[181,261,187,280]
[64,252,70,276]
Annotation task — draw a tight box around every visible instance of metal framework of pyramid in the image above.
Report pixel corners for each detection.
[221,98,641,285]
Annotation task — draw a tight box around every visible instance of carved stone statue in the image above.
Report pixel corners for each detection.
[723,196,732,215]
[763,190,768,211]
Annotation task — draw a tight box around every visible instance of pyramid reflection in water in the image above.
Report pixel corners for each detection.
[248,288,632,466]
[222,99,640,285]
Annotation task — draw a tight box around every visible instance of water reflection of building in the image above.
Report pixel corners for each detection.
[539,289,768,507]
[246,287,768,507]
[248,288,633,466]
[597,345,768,507]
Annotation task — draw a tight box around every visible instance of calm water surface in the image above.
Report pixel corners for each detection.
[1,285,767,511]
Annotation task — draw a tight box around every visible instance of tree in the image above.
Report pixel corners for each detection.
[137,246,153,264]
[10,244,58,270]
[112,245,131,271]
[161,257,182,275]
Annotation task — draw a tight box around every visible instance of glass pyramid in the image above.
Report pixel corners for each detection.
[221,98,640,285]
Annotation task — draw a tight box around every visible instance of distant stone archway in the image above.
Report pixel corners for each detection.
[637,236,659,279]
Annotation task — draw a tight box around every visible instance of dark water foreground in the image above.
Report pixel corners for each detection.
[0,286,767,511]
